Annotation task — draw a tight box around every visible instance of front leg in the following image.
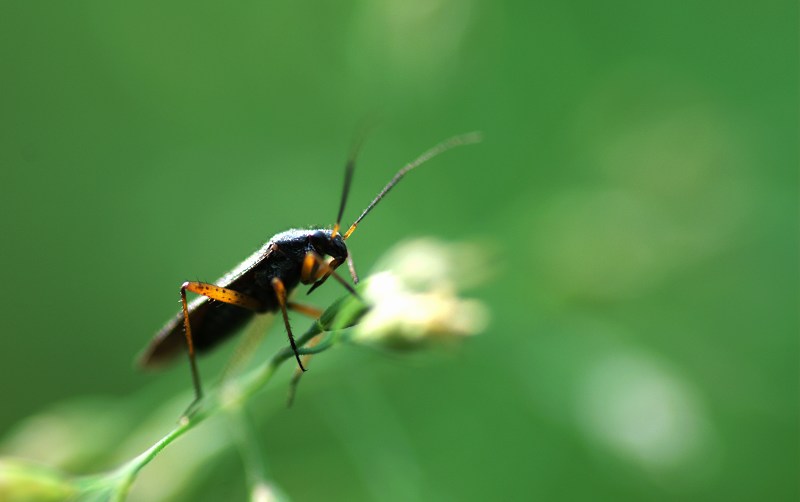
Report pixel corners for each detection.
[301,251,360,299]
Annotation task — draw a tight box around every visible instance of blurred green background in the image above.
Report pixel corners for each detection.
[0,1,796,500]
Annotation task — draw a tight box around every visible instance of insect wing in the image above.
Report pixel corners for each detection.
[138,243,276,368]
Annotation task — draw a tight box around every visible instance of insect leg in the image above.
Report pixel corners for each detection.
[271,277,306,372]
[287,302,323,319]
[300,251,327,283]
[286,333,324,407]
[279,301,325,404]
[180,281,264,414]
[302,251,361,299]
[346,251,359,285]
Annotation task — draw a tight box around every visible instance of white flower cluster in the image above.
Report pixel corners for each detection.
[353,239,489,350]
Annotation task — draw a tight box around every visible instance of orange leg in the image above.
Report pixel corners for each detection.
[301,251,360,299]
[300,251,328,283]
[287,302,323,319]
[180,281,264,414]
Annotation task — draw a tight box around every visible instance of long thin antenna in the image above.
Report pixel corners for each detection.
[343,131,482,240]
[332,128,370,238]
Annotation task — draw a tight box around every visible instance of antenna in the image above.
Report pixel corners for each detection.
[343,131,482,240]
[331,126,371,238]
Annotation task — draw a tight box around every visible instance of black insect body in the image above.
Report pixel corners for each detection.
[138,132,480,410]
[139,229,347,367]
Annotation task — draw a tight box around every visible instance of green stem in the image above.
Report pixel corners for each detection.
[51,295,372,502]
[102,298,368,500]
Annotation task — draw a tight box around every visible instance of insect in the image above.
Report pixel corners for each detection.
[138,132,481,410]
